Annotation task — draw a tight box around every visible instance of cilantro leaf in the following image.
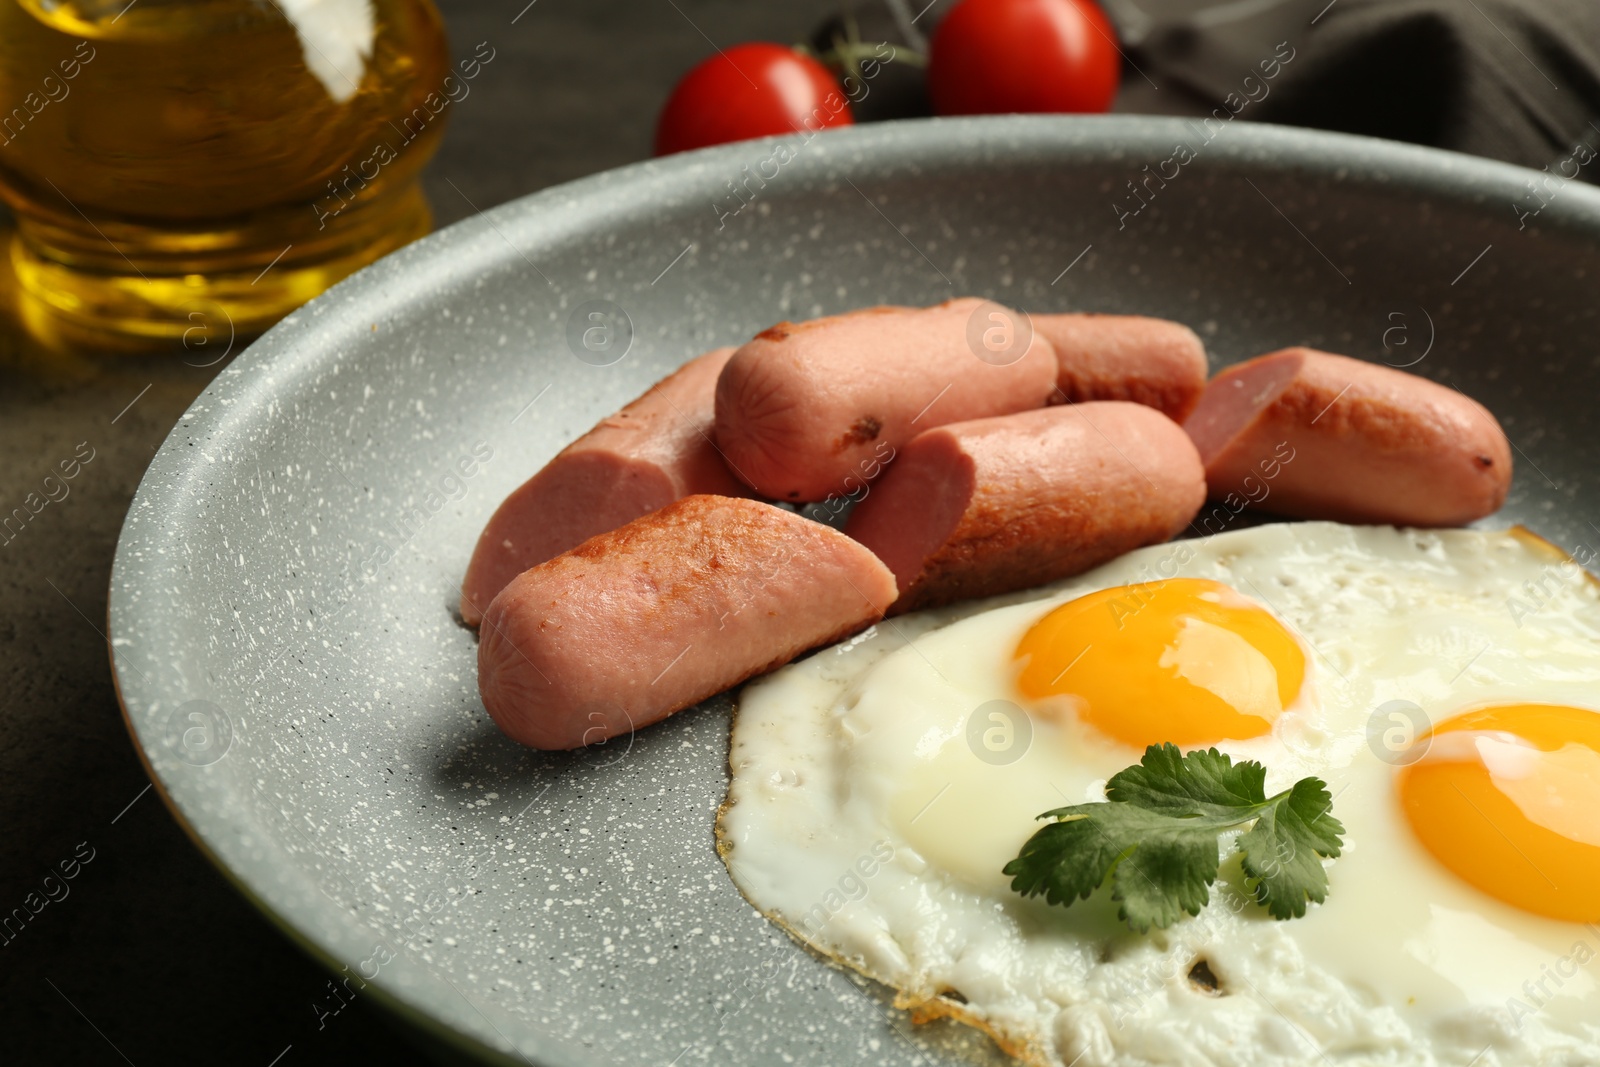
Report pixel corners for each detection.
[1003,744,1345,932]
[1102,744,1267,817]
[1237,775,1345,919]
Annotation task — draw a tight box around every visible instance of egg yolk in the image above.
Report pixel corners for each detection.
[1398,704,1600,923]
[1014,578,1306,748]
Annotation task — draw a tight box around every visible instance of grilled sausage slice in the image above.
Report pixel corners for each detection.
[1034,312,1208,421]
[844,402,1205,613]
[477,495,897,749]
[1182,348,1512,526]
[713,298,1058,502]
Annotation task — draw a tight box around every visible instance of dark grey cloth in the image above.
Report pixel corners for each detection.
[1136,0,1600,177]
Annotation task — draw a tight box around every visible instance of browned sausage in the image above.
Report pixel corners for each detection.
[1032,313,1209,421]
[713,298,1057,502]
[843,402,1206,614]
[477,495,897,750]
[460,348,748,625]
[1182,347,1512,526]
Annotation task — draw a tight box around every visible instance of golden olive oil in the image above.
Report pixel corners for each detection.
[0,0,451,349]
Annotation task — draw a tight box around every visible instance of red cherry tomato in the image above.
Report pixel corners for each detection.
[928,0,1121,116]
[654,43,854,156]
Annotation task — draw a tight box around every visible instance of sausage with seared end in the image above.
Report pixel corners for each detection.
[477,495,897,749]
[844,402,1206,614]
[1033,313,1209,421]
[460,348,748,625]
[1182,347,1512,526]
[714,298,1058,502]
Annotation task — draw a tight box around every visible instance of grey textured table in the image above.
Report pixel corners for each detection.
[0,2,1176,1064]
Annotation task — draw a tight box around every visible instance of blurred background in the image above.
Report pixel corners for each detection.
[2,0,1596,1062]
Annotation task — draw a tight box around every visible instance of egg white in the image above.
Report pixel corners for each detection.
[717,523,1600,1067]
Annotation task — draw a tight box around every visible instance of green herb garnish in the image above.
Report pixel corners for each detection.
[1003,743,1345,932]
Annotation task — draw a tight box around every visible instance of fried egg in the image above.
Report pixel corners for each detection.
[716,523,1600,1066]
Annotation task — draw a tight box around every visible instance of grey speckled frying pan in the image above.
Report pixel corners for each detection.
[109,116,1600,1066]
